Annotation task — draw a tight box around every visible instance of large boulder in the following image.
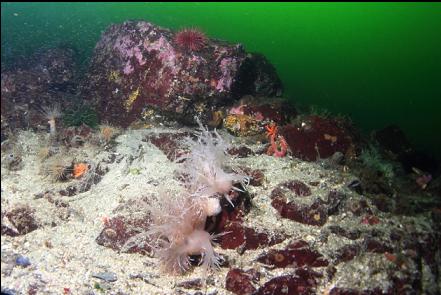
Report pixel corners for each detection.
[81,21,282,127]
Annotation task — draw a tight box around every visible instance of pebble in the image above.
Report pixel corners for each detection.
[1,287,18,295]
[15,255,31,267]
[92,271,118,282]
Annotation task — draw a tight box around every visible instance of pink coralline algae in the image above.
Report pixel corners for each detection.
[229,104,246,115]
[114,36,147,75]
[123,62,134,75]
[146,36,178,74]
[216,57,237,92]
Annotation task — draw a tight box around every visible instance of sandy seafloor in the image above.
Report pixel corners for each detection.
[1,126,438,295]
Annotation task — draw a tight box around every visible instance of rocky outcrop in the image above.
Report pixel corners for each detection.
[81,21,282,127]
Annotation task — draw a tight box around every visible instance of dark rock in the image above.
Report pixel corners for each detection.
[374,125,413,157]
[241,98,296,125]
[269,184,346,226]
[81,21,282,127]
[370,194,394,213]
[95,215,151,254]
[271,196,327,226]
[334,244,360,264]
[400,150,439,175]
[363,237,393,253]
[374,125,439,175]
[225,268,257,295]
[326,190,346,216]
[1,287,18,295]
[144,132,190,161]
[282,180,312,197]
[176,278,204,290]
[346,199,372,216]
[360,215,380,226]
[218,221,285,251]
[231,53,283,98]
[3,205,39,235]
[347,179,363,195]
[243,168,265,187]
[60,124,94,147]
[354,167,393,196]
[1,47,78,132]
[210,189,286,250]
[281,116,354,161]
[256,240,328,268]
[215,190,252,225]
[59,185,78,197]
[219,222,245,249]
[255,268,321,295]
[329,288,385,295]
[329,151,345,165]
[328,226,361,240]
[227,146,254,158]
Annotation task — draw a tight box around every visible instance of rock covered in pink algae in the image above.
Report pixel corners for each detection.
[219,222,286,250]
[81,21,282,127]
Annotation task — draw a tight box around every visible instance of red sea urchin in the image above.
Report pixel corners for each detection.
[174,28,207,51]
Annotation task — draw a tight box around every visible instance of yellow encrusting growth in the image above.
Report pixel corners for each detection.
[124,88,140,112]
[108,70,121,83]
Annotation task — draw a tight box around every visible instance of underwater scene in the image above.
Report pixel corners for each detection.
[1,2,441,295]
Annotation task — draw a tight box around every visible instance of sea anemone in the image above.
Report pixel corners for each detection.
[146,190,222,275]
[174,28,207,52]
[177,118,249,206]
[41,104,62,137]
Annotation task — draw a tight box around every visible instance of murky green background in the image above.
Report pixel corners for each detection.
[2,2,440,157]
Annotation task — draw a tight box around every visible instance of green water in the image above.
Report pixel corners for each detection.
[2,2,441,157]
